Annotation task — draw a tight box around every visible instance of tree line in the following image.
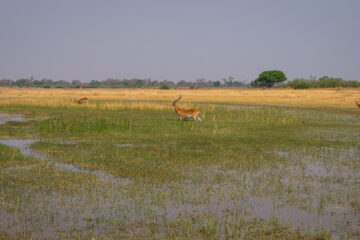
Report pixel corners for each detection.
[0,72,359,89]
[0,77,247,89]
[283,76,360,89]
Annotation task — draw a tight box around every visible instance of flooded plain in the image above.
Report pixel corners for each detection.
[1,137,359,238]
[1,109,359,239]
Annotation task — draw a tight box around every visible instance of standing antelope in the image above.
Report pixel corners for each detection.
[356,99,360,109]
[73,97,88,104]
[173,96,201,121]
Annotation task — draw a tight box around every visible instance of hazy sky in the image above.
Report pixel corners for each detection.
[1,0,359,82]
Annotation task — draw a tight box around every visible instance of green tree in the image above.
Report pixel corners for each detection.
[71,80,82,88]
[15,78,33,87]
[213,81,221,87]
[89,80,101,88]
[318,76,342,88]
[254,70,287,88]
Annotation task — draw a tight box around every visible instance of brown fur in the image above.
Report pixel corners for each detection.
[172,96,201,121]
[355,99,360,109]
[74,97,88,104]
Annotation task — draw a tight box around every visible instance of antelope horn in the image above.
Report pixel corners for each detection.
[174,95,182,102]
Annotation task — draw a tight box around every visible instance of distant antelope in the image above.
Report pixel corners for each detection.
[73,97,88,104]
[355,99,360,109]
[173,96,201,121]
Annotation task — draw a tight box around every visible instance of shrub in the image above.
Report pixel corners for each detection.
[160,84,170,90]
[293,82,311,89]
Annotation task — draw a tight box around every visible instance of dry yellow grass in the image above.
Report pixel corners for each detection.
[0,87,359,109]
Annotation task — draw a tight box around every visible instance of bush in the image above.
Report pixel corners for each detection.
[293,82,311,89]
[160,84,170,90]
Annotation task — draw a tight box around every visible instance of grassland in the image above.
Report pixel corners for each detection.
[0,88,359,239]
[0,87,359,108]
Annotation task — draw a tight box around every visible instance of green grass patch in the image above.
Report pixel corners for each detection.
[0,144,36,169]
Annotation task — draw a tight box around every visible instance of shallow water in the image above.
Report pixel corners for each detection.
[0,113,35,125]
[1,138,359,239]
[209,104,262,110]
[0,139,40,158]
[56,140,78,145]
[161,192,357,237]
[194,165,359,238]
[250,197,358,237]
[115,143,147,148]
[0,138,132,184]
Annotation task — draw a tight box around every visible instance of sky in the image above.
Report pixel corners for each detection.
[0,0,359,82]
